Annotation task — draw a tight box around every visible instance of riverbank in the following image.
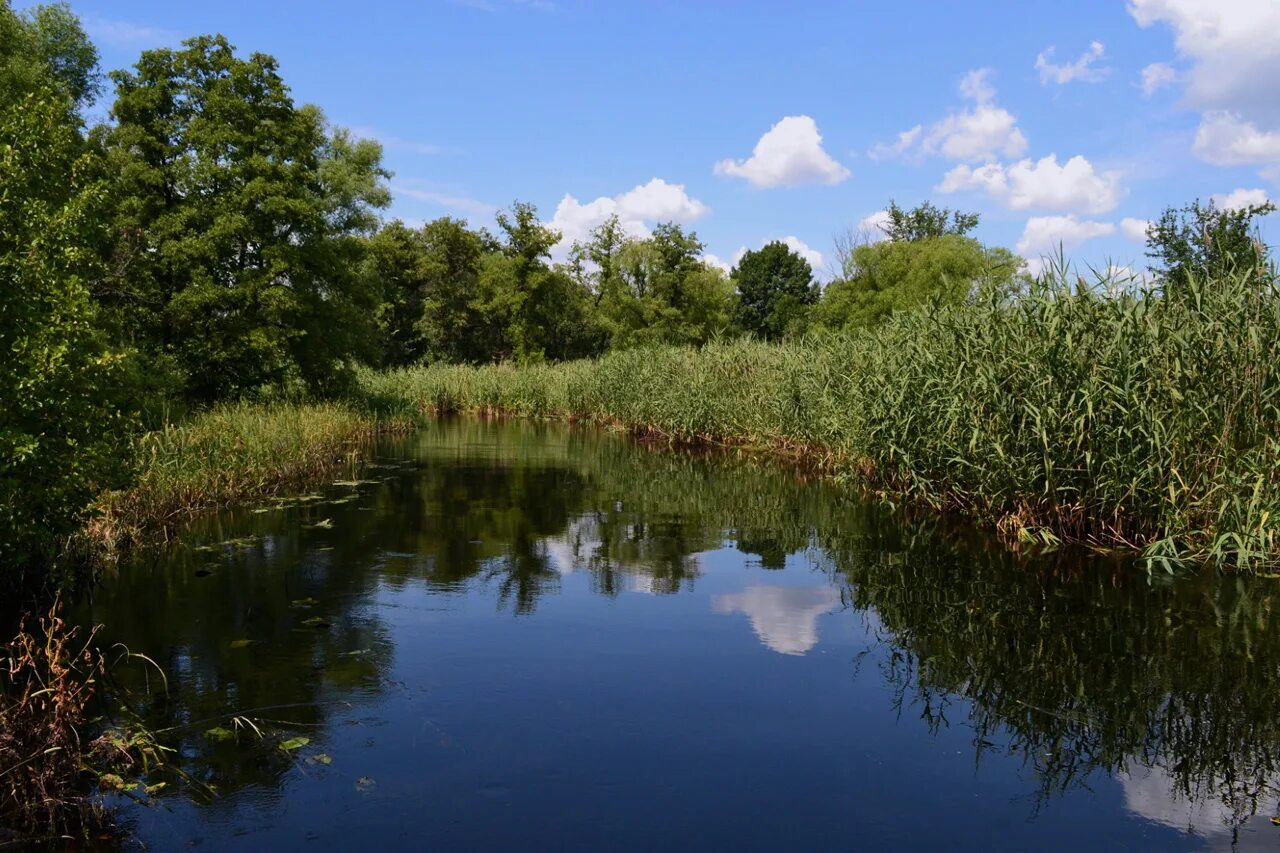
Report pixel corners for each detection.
[356,272,1280,570]
[78,401,410,564]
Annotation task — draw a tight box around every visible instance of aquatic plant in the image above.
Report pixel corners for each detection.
[357,263,1280,569]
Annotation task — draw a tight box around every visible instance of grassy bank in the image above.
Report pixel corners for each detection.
[80,401,408,560]
[358,269,1280,570]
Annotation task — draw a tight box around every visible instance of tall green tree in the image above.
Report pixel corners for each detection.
[1,78,130,577]
[1146,198,1275,293]
[573,218,731,349]
[816,236,1023,330]
[731,241,818,340]
[94,35,390,400]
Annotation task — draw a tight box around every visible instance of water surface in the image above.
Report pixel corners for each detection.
[82,419,1280,850]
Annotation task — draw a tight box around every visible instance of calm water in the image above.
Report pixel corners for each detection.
[78,419,1280,851]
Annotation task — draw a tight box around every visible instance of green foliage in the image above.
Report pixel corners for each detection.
[0,1,100,113]
[94,35,390,400]
[0,86,130,579]
[575,217,731,349]
[1146,197,1275,292]
[816,235,1024,330]
[359,261,1280,569]
[731,241,818,340]
[879,199,980,242]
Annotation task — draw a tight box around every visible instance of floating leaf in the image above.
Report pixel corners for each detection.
[307,518,334,530]
[228,639,256,649]
[355,776,376,791]
[312,753,333,765]
[301,616,332,629]
[291,597,320,609]
[278,736,311,752]
[205,726,235,741]
[144,782,167,796]
[339,648,372,658]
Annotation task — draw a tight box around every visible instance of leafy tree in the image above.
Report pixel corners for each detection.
[502,202,606,362]
[575,219,731,348]
[1146,198,1275,292]
[0,1,100,113]
[815,236,1023,330]
[1,86,131,577]
[879,199,980,242]
[94,35,390,400]
[731,241,818,340]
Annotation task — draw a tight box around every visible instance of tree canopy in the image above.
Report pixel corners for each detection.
[731,241,818,340]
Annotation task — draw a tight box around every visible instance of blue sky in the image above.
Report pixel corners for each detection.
[54,0,1280,278]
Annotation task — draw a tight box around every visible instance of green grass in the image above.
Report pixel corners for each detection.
[83,401,408,557]
[357,267,1280,570]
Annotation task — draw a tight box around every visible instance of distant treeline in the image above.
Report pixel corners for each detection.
[1,1,1276,579]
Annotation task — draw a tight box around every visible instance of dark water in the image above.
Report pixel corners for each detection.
[78,419,1280,851]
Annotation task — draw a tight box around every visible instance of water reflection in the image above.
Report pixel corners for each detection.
[76,418,1280,848]
[712,585,841,655]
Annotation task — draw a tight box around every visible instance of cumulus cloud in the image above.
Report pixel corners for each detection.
[701,253,733,274]
[1120,217,1151,242]
[1140,62,1178,96]
[1210,187,1271,210]
[1036,41,1108,84]
[714,116,850,188]
[937,154,1124,214]
[870,69,1027,163]
[546,177,708,257]
[1017,215,1116,272]
[1193,112,1280,166]
[1131,1,1280,174]
[1129,0,1280,122]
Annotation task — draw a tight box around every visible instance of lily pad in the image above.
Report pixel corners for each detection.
[301,616,332,629]
[311,753,333,766]
[278,736,311,752]
[307,518,334,530]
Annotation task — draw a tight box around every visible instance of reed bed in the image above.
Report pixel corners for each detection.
[82,401,407,557]
[358,268,1280,570]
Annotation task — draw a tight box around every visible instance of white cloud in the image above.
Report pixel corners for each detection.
[1120,217,1151,241]
[1211,187,1271,210]
[1017,215,1116,273]
[546,177,709,257]
[1140,62,1178,96]
[715,116,850,188]
[937,154,1124,214]
[1036,41,1108,84]
[1193,112,1280,166]
[711,585,841,656]
[82,15,181,49]
[1129,0,1280,123]
[871,69,1028,163]
[867,126,922,160]
[857,210,893,241]
[701,253,732,274]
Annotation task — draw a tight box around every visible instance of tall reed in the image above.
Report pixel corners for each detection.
[357,266,1280,569]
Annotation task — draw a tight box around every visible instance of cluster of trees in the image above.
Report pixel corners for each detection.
[2,0,1275,577]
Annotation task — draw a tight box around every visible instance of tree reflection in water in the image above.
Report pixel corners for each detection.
[78,417,1280,838]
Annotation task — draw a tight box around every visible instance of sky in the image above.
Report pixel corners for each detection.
[49,0,1280,279]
